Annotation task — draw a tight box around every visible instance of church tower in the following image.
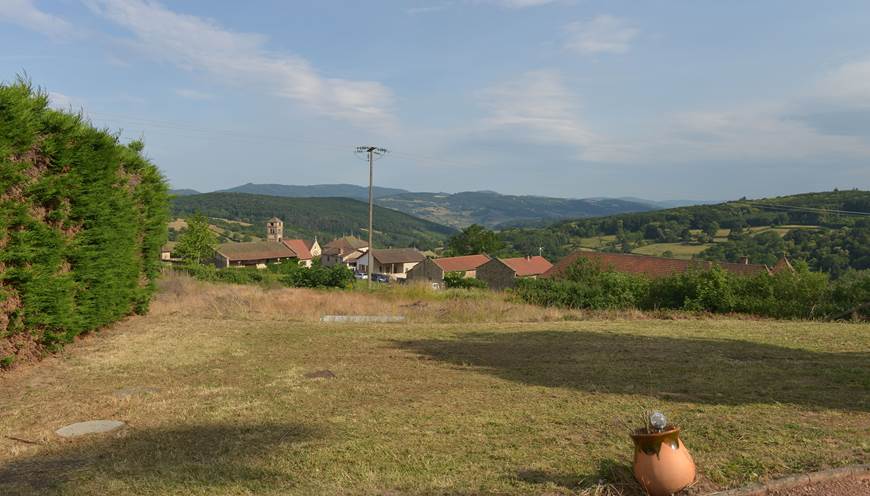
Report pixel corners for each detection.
[266,217,283,242]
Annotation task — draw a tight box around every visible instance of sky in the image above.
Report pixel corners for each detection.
[2,0,869,201]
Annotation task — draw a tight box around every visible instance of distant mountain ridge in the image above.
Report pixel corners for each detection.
[204,183,701,229]
[220,183,409,200]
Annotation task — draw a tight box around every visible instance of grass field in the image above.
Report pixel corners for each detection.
[1,276,868,495]
[631,243,709,259]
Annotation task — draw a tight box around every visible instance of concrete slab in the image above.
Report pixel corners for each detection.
[320,315,405,323]
[55,420,126,438]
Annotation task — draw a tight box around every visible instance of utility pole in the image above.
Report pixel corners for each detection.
[355,146,388,288]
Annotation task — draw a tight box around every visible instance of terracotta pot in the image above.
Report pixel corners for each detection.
[630,426,696,496]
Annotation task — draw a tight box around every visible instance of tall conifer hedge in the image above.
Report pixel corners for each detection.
[0,79,169,355]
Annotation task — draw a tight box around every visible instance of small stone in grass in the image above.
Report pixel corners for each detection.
[304,370,336,379]
[55,420,125,438]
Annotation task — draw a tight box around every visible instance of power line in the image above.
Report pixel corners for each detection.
[86,111,482,168]
[736,200,870,217]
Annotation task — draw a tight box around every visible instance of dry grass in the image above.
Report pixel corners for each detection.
[1,276,868,495]
[152,273,595,324]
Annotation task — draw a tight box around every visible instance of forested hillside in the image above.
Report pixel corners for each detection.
[376,191,656,229]
[499,190,870,275]
[214,182,664,229]
[171,192,455,249]
[0,80,169,364]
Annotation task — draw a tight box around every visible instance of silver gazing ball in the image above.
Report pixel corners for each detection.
[649,411,668,432]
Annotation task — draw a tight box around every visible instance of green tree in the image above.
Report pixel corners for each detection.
[702,221,720,239]
[175,214,217,264]
[446,224,504,256]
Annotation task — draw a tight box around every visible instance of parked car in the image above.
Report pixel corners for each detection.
[371,273,389,283]
[354,271,368,280]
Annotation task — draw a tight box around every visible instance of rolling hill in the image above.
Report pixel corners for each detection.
[170,192,456,250]
[376,191,658,229]
[497,190,870,275]
[220,183,409,200]
[213,183,666,229]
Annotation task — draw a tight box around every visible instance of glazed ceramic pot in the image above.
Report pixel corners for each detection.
[630,426,696,496]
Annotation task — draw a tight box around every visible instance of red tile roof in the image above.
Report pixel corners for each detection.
[215,241,296,262]
[500,256,553,277]
[433,254,491,273]
[324,236,368,256]
[371,248,426,264]
[282,239,313,260]
[543,251,771,279]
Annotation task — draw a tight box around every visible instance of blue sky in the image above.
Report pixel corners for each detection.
[2,0,869,200]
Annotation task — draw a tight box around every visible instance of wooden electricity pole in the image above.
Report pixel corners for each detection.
[355,146,388,288]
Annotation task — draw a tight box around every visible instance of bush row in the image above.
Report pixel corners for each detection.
[178,259,354,289]
[515,259,869,319]
[1,79,169,350]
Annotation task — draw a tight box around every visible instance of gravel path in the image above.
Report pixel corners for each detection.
[768,475,870,496]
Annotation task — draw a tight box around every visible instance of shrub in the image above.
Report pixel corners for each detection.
[0,78,169,349]
[444,272,487,289]
[517,258,860,319]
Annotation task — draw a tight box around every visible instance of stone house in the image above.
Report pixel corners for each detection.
[355,248,426,280]
[477,255,553,290]
[281,239,314,268]
[321,236,368,268]
[405,254,491,286]
[304,238,322,258]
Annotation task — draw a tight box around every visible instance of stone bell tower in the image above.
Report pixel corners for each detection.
[266,217,283,242]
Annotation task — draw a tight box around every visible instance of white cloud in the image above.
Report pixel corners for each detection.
[0,0,74,37]
[85,0,396,128]
[175,88,214,100]
[48,91,74,109]
[815,59,870,108]
[478,70,601,149]
[476,68,870,165]
[564,15,638,55]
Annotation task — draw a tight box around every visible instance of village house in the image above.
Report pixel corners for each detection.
[281,239,314,267]
[405,254,491,287]
[356,248,426,280]
[321,236,368,268]
[477,255,553,290]
[304,238,321,257]
[214,241,298,268]
[542,251,790,279]
[160,241,176,261]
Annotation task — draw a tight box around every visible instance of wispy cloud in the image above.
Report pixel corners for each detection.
[0,0,74,37]
[815,59,870,108]
[564,15,638,55]
[175,88,214,100]
[478,70,600,149]
[85,0,396,128]
[476,65,870,165]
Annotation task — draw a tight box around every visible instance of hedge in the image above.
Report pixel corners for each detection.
[515,258,869,319]
[178,259,354,289]
[0,79,170,351]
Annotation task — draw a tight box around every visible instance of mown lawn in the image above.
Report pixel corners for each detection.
[1,282,868,495]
